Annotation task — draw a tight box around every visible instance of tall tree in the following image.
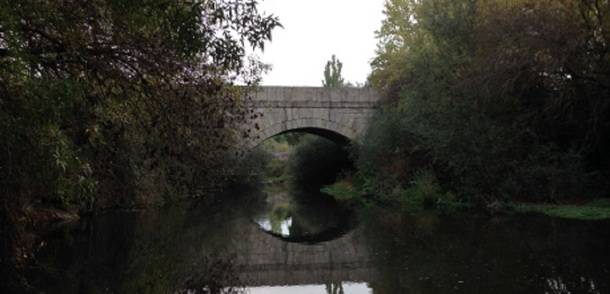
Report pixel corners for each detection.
[322,54,346,88]
[361,0,610,204]
[0,0,281,210]
[0,1,280,291]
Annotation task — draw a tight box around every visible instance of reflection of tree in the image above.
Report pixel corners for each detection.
[0,214,30,293]
[269,203,291,235]
[264,187,348,238]
[177,255,245,294]
[20,189,268,293]
[259,185,354,243]
[545,277,601,294]
[288,188,348,236]
[325,281,345,294]
[361,211,610,294]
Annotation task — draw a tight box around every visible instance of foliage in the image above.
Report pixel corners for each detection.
[0,0,280,210]
[271,133,305,146]
[394,170,464,215]
[513,199,610,220]
[355,109,429,195]
[322,54,346,88]
[264,158,289,183]
[321,179,360,203]
[261,135,291,152]
[225,147,272,188]
[288,135,352,189]
[359,0,610,205]
[255,135,294,183]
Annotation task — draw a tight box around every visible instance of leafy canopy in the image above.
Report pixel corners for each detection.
[0,0,281,209]
[361,0,610,203]
[322,54,346,88]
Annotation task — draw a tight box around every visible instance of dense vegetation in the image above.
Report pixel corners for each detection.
[1,1,280,291]
[322,55,346,88]
[288,135,352,189]
[257,133,352,189]
[355,0,610,208]
[255,54,355,191]
[0,0,280,212]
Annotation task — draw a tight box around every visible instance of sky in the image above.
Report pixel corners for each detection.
[253,0,386,86]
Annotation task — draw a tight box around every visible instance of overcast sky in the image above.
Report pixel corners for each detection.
[253,0,386,86]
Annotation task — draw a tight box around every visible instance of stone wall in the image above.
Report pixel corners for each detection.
[243,86,380,148]
[234,225,374,286]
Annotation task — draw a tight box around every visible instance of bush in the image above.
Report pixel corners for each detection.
[359,0,610,205]
[393,171,464,214]
[321,179,360,203]
[288,135,353,189]
[0,0,280,212]
[355,109,430,196]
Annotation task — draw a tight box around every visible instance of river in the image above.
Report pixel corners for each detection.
[21,185,610,293]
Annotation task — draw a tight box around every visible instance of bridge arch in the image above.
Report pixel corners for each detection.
[240,86,381,150]
[248,118,357,148]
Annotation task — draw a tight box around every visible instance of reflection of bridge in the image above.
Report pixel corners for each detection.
[244,87,380,148]
[234,225,373,287]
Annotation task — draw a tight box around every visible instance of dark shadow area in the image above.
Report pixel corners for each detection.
[251,186,356,244]
[255,130,354,190]
[10,189,268,294]
[6,187,610,294]
[360,210,610,294]
[249,130,358,244]
[273,127,351,146]
[287,135,353,189]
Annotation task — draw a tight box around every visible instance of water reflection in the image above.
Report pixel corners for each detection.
[252,186,354,243]
[248,282,371,294]
[255,217,292,237]
[14,187,610,294]
[545,277,601,294]
[21,192,266,294]
[360,210,610,294]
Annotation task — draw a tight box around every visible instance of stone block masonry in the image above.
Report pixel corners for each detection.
[243,86,381,148]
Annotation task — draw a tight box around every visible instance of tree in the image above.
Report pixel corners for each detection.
[0,1,280,291]
[0,0,281,210]
[361,0,610,204]
[322,54,346,88]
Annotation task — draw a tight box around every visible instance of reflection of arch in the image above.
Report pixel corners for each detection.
[255,219,355,244]
[249,118,357,148]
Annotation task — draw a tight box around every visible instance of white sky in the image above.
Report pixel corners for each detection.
[253,0,386,86]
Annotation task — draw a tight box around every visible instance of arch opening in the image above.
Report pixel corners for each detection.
[250,131,356,243]
[265,127,350,147]
[247,117,358,149]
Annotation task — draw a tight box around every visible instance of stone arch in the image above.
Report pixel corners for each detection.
[247,118,358,149]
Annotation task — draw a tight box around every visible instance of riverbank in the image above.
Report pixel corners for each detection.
[321,178,468,215]
[12,185,610,293]
[322,180,610,221]
[12,206,80,229]
[512,199,610,221]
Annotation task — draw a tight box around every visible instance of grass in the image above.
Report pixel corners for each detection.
[513,198,610,220]
[261,138,291,153]
[321,180,359,202]
[263,174,291,185]
[262,181,291,194]
[322,173,469,216]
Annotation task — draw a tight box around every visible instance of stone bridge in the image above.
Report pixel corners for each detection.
[243,86,381,148]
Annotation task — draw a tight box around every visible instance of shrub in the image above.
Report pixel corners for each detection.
[288,135,353,189]
[359,0,610,205]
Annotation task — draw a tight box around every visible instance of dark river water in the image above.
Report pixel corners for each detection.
[21,185,610,294]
